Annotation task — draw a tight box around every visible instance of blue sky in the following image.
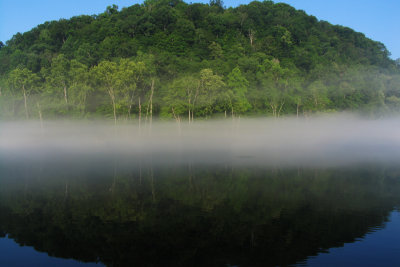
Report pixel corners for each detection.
[0,0,399,59]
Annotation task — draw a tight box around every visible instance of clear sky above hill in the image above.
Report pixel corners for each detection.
[0,0,398,59]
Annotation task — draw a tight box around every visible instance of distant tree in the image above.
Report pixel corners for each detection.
[7,67,39,119]
[210,0,224,9]
[197,69,225,117]
[226,66,251,116]
[257,58,289,117]
[69,60,91,114]
[115,58,147,119]
[90,61,119,124]
[208,41,223,59]
[47,54,70,105]
[105,5,119,15]
[306,81,330,112]
[164,75,200,122]
[287,77,304,117]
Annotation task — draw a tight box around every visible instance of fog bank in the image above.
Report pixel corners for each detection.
[1,115,400,167]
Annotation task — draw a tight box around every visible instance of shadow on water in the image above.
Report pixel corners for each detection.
[0,159,400,267]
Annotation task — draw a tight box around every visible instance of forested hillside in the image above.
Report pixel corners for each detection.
[1,0,399,121]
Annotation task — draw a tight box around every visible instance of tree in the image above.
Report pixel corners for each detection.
[7,67,39,119]
[210,0,224,12]
[287,77,304,117]
[115,58,147,119]
[305,81,330,112]
[105,4,119,15]
[0,76,11,118]
[208,41,223,59]
[47,54,70,106]
[226,66,251,116]
[197,69,225,117]
[257,58,289,117]
[69,60,91,115]
[163,75,200,122]
[134,53,157,128]
[91,61,119,124]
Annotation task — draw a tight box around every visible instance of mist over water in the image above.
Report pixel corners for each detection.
[0,115,399,167]
[1,114,400,167]
[1,114,400,267]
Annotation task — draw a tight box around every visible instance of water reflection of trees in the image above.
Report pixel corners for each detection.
[0,164,399,266]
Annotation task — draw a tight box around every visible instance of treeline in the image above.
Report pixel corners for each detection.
[1,0,400,121]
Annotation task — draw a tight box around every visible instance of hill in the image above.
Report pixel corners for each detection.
[0,0,399,121]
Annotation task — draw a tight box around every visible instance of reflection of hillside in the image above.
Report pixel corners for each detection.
[0,164,400,266]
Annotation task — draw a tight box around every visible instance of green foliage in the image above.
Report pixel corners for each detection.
[197,68,225,116]
[0,0,399,120]
[6,67,40,118]
[227,66,251,115]
[163,75,199,120]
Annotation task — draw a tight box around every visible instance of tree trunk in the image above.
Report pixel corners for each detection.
[63,83,68,105]
[12,98,15,116]
[139,97,142,133]
[277,100,285,118]
[270,103,277,118]
[192,83,199,123]
[172,107,182,136]
[188,98,191,124]
[248,29,255,46]
[144,80,155,133]
[112,98,117,125]
[81,94,87,114]
[22,85,29,119]
[37,102,43,129]
[128,93,134,119]
[150,79,154,127]
[145,98,149,128]
[108,88,117,125]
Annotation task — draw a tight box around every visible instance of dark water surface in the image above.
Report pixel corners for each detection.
[0,159,400,266]
[0,235,103,267]
[302,210,400,266]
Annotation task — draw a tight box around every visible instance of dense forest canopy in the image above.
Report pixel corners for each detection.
[0,0,400,121]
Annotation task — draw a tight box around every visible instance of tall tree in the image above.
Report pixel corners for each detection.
[115,58,147,119]
[7,67,39,119]
[257,58,289,117]
[197,69,225,117]
[163,75,200,122]
[306,81,330,112]
[226,66,251,116]
[48,54,70,106]
[91,61,119,124]
[69,60,91,115]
